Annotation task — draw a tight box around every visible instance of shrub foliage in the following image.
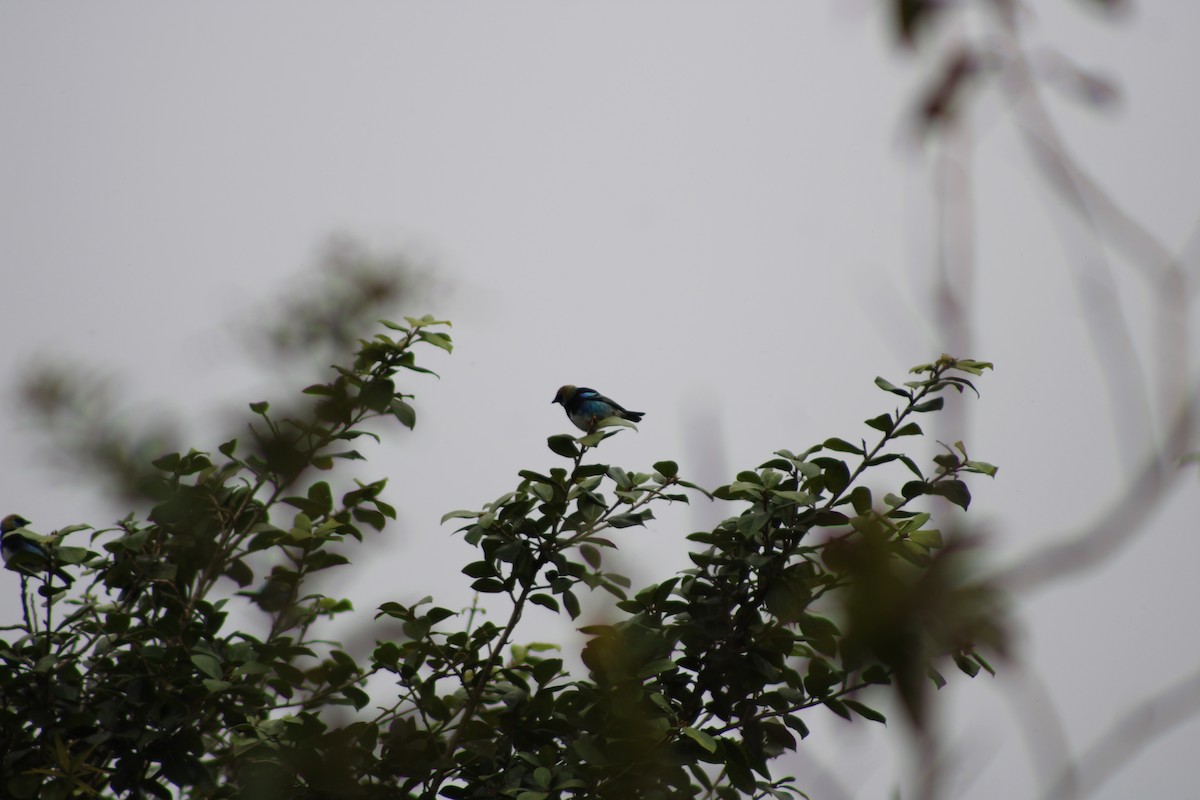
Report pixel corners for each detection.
[0,316,1003,799]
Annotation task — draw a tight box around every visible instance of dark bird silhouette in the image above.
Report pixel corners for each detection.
[552,385,644,432]
[1,514,73,584]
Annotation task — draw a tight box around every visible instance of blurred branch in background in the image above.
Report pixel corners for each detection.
[894,0,1198,797]
[18,367,178,505]
[1043,667,1200,800]
[244,234,427,363]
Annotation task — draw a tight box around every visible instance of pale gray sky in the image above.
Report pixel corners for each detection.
[2,4,1198,799]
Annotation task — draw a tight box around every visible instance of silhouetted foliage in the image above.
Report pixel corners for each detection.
[0,312,1003,798]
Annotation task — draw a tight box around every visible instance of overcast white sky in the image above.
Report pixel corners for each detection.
[2,3,1199,799]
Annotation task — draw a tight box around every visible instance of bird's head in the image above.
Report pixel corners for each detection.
[552,385,577,405]
[1,514,31,535]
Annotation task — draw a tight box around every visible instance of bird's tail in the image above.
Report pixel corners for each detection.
[623,410,645,422]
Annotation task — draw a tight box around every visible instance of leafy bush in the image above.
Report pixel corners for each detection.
[0,317,1002,800]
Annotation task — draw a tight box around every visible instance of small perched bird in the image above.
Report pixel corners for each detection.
[552,385,645,432]
[1,514,73,584]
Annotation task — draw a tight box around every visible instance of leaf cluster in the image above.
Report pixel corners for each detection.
[2,331,1005,800]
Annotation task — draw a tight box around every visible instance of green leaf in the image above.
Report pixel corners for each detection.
[849,486,872,515]
[548,435,580,458]
[771,490,815,506]
[636,658,678,679]
[653,460,679,479]
[562,590,581,619]
[391,398,417,429]
[912,397,944,413]
[441,509,481,524]
[965,459,999,477]
[729,480,765,496]
[820,459,851,495]
[902,480,933,500]
[972,651,997,676]
[342,685,370,710]
[909,529,943,549]
[865,413,892,432]
[875,376,912,398]
[417,330,454,352]
[844,699,887,724]
[783,715,810,739]
[953,652,981,677]
[152,452,180,471]
[607,511,652,529]
[360,379,395,412]
[462,561,497,579]
[530,594,560,613]
[823,437,863,455]
[823,697,852,720]
[191,654,222,680]
[932,479,971,510]
[893,422,922,437]
[307,481,333,515]
[250,401,269,415]
[683,726,718,753]
[677,479,713,499]
[580,543,602,569]
[578,428,622,447]
[723,742,756,793]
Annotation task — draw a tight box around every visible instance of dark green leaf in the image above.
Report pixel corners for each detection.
[823,438,864,455]
[391,398,417,429]
[865,413,892,432]
[191,654,222,680]
[902,480,933,500]
[548,435,579,459]
[580,543,602,569]
[152,452,180,471]
[607,511,652,529]
[932,479,971,510]
[953,652,981,677]
[823,697,852,720]
[912,397,944,413]
[849,486,872,515]
[653,460,678,478]
[530,594,560,613]
[875,376,911,397]
[821,459,851,495]
[844,699,887,724]
[683,726,718,753]
[307,481,333,514]
[723,742,756,793]
[637,658,678,679]
[562,590,581,620]
[462,561,496,579]
[360,379,395,412]
[783,715,810,739]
